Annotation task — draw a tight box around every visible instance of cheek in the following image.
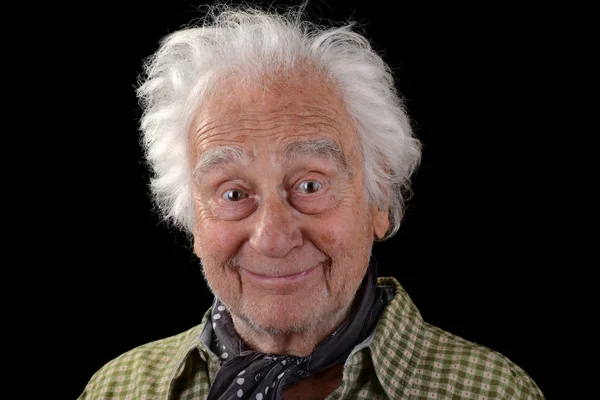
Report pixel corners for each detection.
[195,219,246,302]
[312,212,369,257]
[329,195,372,243]
[315,200,374,268]
[319,231,336,246]
[195,217,247,262]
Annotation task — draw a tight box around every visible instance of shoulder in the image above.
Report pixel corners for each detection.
[414,322,544,399]
[373,278,544,399]
[77,324,206,400]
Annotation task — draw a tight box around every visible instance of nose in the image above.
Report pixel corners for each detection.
[249,194,303,258]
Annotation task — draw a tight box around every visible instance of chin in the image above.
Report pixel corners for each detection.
[240,314,318,335]
[235,292,347,335]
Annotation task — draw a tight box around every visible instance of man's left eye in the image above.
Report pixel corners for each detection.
[298,181,322,194]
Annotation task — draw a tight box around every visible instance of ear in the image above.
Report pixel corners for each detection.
[370,204,390,240]
[192,226,202,258]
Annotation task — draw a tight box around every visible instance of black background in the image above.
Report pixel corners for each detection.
[51,1,569,398]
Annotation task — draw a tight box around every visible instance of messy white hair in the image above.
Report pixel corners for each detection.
[137,3,421,240]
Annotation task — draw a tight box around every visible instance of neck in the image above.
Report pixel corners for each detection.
[231,303,353,357]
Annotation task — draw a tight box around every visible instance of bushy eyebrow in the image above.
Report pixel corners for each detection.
[192,137,350,179]
[283,138,349,173]
[192,146,252,179]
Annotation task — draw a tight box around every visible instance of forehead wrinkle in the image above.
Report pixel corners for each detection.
[192,114,349,156]
[199,112,346,135]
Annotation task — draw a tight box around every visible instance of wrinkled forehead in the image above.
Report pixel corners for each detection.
[188,71,362,165]
[192,137,353,181]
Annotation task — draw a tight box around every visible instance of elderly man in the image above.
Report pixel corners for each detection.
[79,4,543,400]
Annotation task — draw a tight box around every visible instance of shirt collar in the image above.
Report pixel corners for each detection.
[367,277,424,397]
[164,309,217,398]
[163,277,423,398]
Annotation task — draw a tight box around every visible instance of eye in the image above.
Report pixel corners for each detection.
[298,180,322,194]
[222,189,248,201]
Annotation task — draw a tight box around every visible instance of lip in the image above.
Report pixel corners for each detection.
[243,264,318,282]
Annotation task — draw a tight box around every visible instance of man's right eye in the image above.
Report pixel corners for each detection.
[222,189,248,201]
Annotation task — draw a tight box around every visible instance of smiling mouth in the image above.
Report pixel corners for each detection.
[242,260,327,281]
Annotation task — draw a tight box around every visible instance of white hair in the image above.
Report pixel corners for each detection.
[136,3,422,240]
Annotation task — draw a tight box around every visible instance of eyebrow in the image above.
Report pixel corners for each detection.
[192,146,253,178]
[192,137,349,178]
[283,138,349,173]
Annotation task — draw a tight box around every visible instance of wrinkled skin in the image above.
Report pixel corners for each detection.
[190,72,389,357]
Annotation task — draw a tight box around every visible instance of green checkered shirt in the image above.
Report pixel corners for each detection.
[78,277,543,399]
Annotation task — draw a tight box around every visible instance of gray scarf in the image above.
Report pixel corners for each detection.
[200,264,389,400]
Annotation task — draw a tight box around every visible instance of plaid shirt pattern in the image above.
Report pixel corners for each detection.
[78,277,543,399]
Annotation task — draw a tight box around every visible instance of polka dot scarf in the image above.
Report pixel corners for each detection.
[201,264,389,400]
